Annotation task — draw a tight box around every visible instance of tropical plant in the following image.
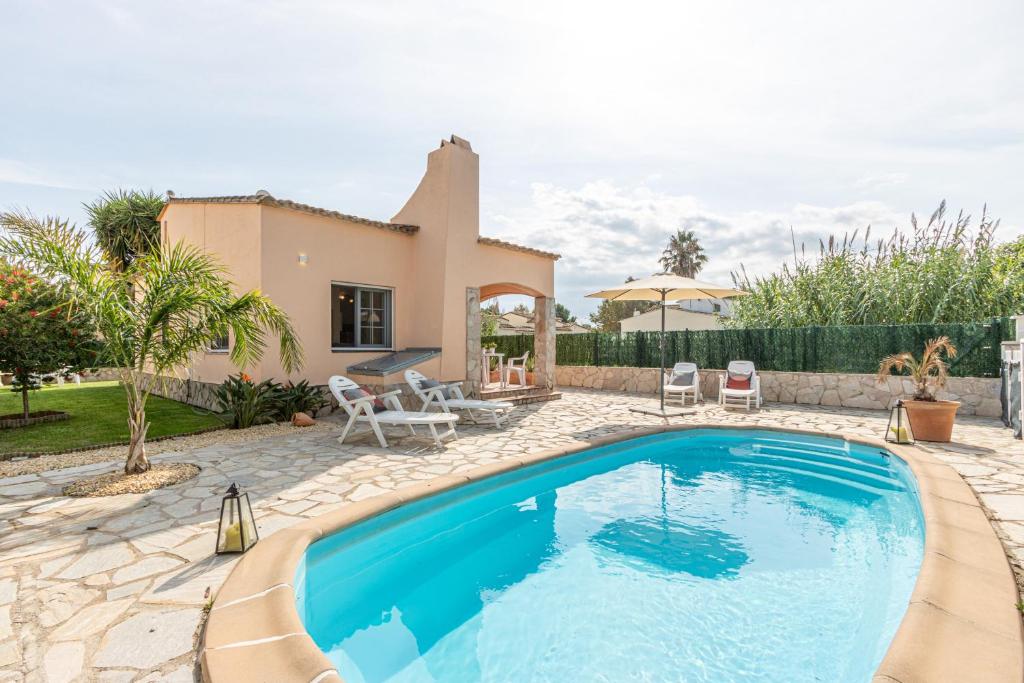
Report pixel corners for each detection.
[276,379,328,420]
[727,203,1024,328]
[659,229,708,278]
[0,260,99,422]
[84,189,165,271]
[0,210,303,473]
[213,374,284,428]
[555,302,576,323]
[877,336,957,401]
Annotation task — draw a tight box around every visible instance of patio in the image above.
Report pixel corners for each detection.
[1,387,1023,681]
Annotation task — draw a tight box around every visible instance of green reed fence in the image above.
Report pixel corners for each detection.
[482,317,1013,378]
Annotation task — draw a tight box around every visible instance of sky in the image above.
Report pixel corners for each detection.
[2,0,1022,319]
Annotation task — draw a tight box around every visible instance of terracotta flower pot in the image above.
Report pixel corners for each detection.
[903,399,960,442]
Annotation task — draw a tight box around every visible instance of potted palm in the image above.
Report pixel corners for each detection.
[877,336,959,442]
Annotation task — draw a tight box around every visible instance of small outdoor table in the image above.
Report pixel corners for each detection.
[482,350,506,389]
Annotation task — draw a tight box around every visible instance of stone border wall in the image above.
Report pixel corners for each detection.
[555,365,1002,417]
[144,375,223,412]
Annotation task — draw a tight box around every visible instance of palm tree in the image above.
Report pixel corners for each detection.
[877,336,957,401]
[0,211,303,474]
[659,229,708,278]
[84,189,165,271]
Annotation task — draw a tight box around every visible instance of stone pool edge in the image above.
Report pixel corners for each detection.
[200,424,1024,683]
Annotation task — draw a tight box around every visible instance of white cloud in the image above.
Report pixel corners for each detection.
[0,160,88,191]
[855,173,908,190]
[487,182,906,318]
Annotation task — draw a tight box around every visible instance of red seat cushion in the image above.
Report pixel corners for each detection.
[726,375,751,390]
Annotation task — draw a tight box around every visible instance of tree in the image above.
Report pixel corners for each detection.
[659,229,708,278]
[726,203,1024,328]
[0,260,98,422]
[511,303,532,316]
[554,302,576,323]
[481,310,499,336]
[0,211,303,474]
[85,189,165,271]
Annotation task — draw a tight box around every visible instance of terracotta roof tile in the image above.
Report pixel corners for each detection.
[477,236,560,260]
[165,192,419,235]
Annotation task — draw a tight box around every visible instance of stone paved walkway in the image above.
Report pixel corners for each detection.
[1,388,1022,682]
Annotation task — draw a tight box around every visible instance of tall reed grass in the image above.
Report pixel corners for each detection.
[727,202,1024,328]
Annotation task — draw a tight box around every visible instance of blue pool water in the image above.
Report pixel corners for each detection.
[298,429,924,682]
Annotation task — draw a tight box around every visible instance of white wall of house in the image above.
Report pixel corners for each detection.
[676,298,732,316]
[619,306,723,333]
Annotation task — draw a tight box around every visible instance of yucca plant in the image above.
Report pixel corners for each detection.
[213,374,284,428]
[276,379,328,421]
[84,189,165,271]
[0,211,303,473]
[877,336,957,401]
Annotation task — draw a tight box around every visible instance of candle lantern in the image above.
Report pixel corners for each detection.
[216,483,258,554]
[885,400,915,445]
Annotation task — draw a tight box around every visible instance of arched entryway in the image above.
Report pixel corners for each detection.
[467,283,556,396]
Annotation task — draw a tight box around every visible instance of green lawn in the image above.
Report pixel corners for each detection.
[0,381,223,455]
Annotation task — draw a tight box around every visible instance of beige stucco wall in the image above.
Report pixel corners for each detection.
[555,365,1002,417]
[160,203,263,385]
[392,138,554,381]
[160,137,555,388]
[619,307,723,333]
[256,205,420,385]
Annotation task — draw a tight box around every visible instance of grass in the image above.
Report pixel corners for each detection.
[0,381,222,455]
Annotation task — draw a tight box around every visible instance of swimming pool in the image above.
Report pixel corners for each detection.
[297,429,924,682]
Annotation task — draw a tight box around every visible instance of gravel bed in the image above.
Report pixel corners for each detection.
[63,463,201,497]
[0,419,336,478]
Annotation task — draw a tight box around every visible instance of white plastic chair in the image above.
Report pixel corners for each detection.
[504,352,529,387]
[405,369,514,428]
[327,375,459,448]
[663,362,701,406]
[718,360,762,410]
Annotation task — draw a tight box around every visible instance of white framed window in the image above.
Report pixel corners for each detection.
[209,333,230,353]
[331,282,393,350]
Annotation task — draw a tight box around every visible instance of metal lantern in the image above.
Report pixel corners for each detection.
[216,483,258,554]
[885,399,915,445]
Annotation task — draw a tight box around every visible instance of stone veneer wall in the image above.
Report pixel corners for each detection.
[145,374,223,412]
[554,365,1002,417]
[146,374,402,414]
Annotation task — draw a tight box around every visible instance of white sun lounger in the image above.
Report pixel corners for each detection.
[663,362,701,406]
[328,375,459,448]
[718,360,762,410]
[405,369,514,428]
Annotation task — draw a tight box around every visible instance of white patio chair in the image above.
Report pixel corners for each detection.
[405,369,514,428]
[504,352,529,387]
[327,375,459,448]
[718,360,762,410]
[664,362,701,406]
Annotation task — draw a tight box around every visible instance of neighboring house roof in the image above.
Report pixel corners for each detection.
[494,313,590,334]
[621,305,720,323]
[162,191,420,235]
[478,236,560,261]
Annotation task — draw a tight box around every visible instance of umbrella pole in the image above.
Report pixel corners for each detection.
[660,290,666,413]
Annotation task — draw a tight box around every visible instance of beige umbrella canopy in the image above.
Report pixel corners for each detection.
[586,274,747,302]
[586,274,748,417]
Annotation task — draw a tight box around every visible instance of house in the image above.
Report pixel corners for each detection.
[618,305,724,333]
[492,311,591,336]
[157,135,560,397]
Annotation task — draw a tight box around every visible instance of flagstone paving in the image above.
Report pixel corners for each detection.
[1,387,1023,681]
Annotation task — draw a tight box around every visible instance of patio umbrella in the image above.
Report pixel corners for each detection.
[586,274,748,417]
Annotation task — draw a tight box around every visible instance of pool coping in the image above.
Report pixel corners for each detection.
[200,424,1024,683]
